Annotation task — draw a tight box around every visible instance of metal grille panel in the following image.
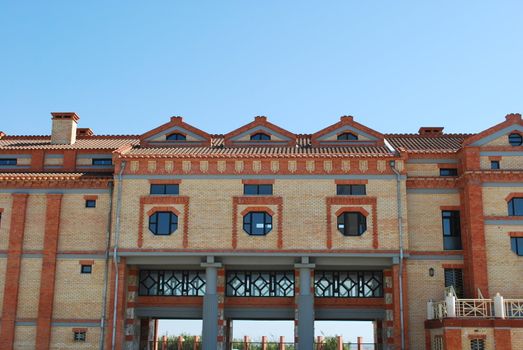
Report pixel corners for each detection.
[139,270,205,296]
[314,271,383,298]
[226,271,294,297]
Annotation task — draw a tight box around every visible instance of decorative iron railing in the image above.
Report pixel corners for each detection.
[432,301,447,320]
[455,299,493,318]
[314,271,383,298]
[226,271,295,297]
[139,270,206,296]
[504,299,523,318]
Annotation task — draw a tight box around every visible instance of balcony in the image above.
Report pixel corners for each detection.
[427,292,523,320]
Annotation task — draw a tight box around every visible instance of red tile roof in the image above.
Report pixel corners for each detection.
[385,134,471,153]
[0,136,139,150]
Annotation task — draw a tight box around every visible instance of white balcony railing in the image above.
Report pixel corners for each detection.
[427,293,523,320]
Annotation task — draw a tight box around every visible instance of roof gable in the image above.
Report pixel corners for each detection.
[140,116,211,147]
[463,113,523,147]
[311,116,385,147]
[224,116,296,147]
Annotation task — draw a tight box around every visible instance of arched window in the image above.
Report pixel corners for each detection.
[243,211,272,235]
[337,132,358,141]
[508,133,522,147]
[250,133,271,141]
[149,211,178,235]
[166,133,187,141]
[337,212,367,236]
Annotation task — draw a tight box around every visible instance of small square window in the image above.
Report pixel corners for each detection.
[73,331,86,342]
[92,158,112,166]
[490,161,500,170]
[336,184,366,195]
[440,168,458,176]
[85,200,96,208]
[81,265,92,274]
[470,338,485,350]
[244,184,273,195]
[150,184,179,195]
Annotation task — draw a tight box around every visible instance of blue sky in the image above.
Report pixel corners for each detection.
[0,0,521,340]
[1,1,522,137]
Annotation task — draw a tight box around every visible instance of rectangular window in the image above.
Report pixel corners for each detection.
[80,265,92,274]
[433,335,444,350]
[92,158,112,166]
[508,198,523,216]
[0,159,17,166]
[440,168,458,176]
[442,211,462,250]
[73,331,86,342]
[444,268,464,298]
[511,237,523,256]
[85,199,96,208]
[243,184,273,195]
[470,338,485,350]
[336,184,366,195]
[150,184,179,195]
[490,160,500,170]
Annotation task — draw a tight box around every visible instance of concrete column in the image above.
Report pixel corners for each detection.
[201,259,223,350]
[295,258,315,350]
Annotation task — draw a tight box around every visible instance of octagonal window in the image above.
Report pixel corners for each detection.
[243,211,272,235]
[509,133,522,147]
[149,211,178,235]
[337,212,367,236]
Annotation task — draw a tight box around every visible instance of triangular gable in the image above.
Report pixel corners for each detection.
[311,116,385,147]
[224,116,296,147]
[463,113,523,147]
[140,116,211,147]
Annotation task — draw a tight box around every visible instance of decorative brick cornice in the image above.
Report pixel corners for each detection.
[406,177,458,189]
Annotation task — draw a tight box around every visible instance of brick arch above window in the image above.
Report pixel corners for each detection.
[146,206,181,216]
[240,206,275,216]
[505,193,523,202]
[335,206,369,217]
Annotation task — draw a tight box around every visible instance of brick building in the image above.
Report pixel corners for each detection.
[0,112,522,350]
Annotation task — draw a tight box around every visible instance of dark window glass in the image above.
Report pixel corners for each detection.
[0,159,17,166]
[250,133,271,141]
[442,211,462,250]
[337,132,358,141]
[490,160,500,170]
[92,158,112,166]
[166,133,186,141]
[336,184,366,195]
[73,331,86,342]
[511,237,523,256]
[444,268,464,298]
[81,265,92,274]
[243,184,273,195]
[149,211,178,235]
[470,338,485,350]
[337,212,367,236]
[508,198,523,216]
[243,212,272,235]
[508,133,522,146]
[85,200,96,208]
[440,168,458,176]
[150,184,179,195]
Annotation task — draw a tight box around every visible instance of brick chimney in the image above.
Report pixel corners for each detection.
[50,112,79,145]
[419,127,444,136]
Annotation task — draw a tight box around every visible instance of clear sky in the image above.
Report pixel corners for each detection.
[1,0,521,341]
[1,1,522,137]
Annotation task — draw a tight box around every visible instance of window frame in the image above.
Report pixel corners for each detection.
[85,199,96,208]
[250,133,271,141]
[337,132,358,141]
[73,331,87,342]
[444,268,464,298]
[508,133,522,147]
[511,237,523,256]
[0,158,17,166]
[243,184,273,195]
[166,133,187,141]
[243,211,273,236]
[490,160,500,170]
[337,211,367,236]
[149,211,179,235]
[91,158,113,166]
[442,210,462,250]
[439,168,458,177]
[336,184,366,196]
[508,197,523,216]
[80,265,92,274]
[150,184,180,195]
[470,338,485,350]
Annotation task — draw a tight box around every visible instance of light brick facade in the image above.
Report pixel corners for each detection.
[0,112,522,349]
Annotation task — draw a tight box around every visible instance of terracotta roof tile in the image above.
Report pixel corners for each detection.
[0,136,139,150]
[385,134,471,153]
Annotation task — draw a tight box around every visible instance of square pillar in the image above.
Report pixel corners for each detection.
[201,259,224,350]
[294,258,315,350]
